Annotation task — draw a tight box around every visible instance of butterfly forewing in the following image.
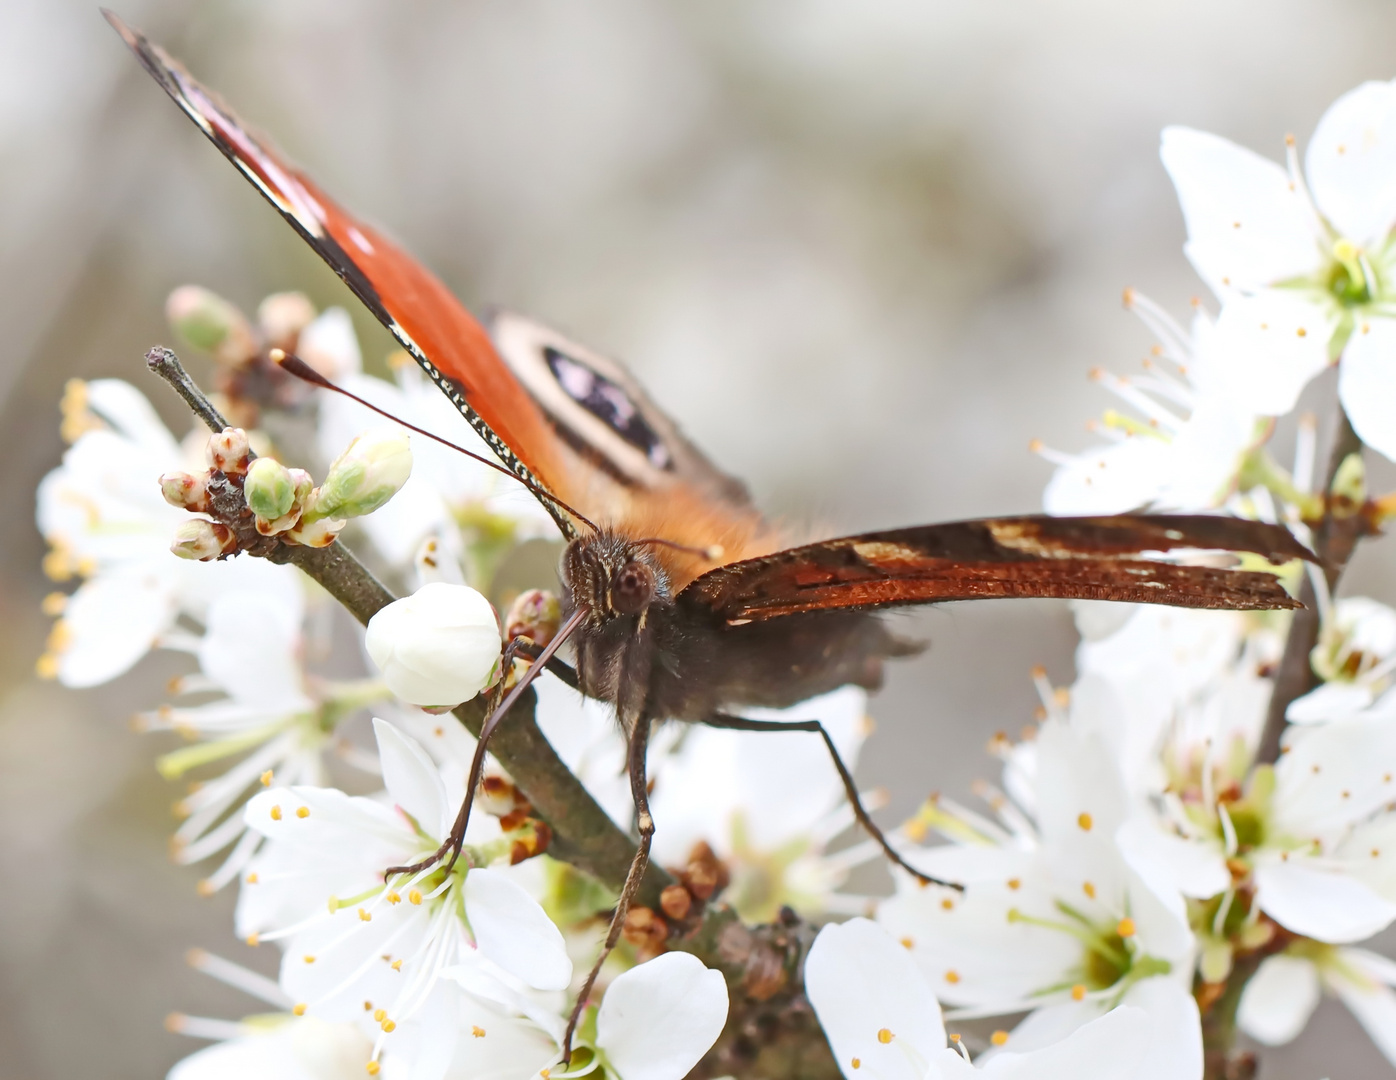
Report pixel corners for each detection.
[679,515,1312,621]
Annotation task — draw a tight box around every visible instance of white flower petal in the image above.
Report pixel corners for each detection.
[297,307,362,379]
[1236,954,1321,1046]
[1306,80,1396,248]
[596,951,728,1080]
[1327,955,1396,1066]
[1118,977,1203,1080]
[56,563,177,686]
[85,378,183,458]
[1210,292,1333,416]
[167,1017,372,1080]
[1042,438,1169,517]
[1254,857,1396,943]
[1160,126,1321,296]
[804,917,944,1080]
[1286,681,1377,724]
[971,1005,1151,1080]
[197,591,309,710]
[463,868,572,991]
[1338,316,1396,463]
[1116,818,1229,901]
[365,583,501,708]
[372,718,450,841]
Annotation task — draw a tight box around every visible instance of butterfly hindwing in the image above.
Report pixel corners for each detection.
[679,514,1313,622]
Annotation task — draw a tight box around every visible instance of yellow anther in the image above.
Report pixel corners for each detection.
[41,592,68,616]
[296,806,310,818]
[409,889,422,905]
[944,970,960,984]
[1083,881,1096,899]
[328,896,339,913]
[940,898,954,911]
[1071,984,1087,1001]
[1007,878,1021,891]
[852,1058,861,1069]
[380,1020,396,1033]
[46,619,73,652]
[471,1026,486,1038]
[391,959,403,971]
[877,1028,893,1044]
[1077,812,1093,831]
[366,1063,380,1076]
[1117,918,1137,938]
[246,933,260,947]
[387,892,401,905]
[363,1001,373,1012]
[35,653,59,680]
[196,879,215,897]
[246,873,259,885]
[293,1004,307,1016]
[373,1009,386,1022]
[949,1033,961,1043]
[303,955,316,964]
[991,1031,1009,1047]
[260,771,274,786]
[359,908,372,922]
[900,937,914,949]
[1297,327,1307,337]
[270,805,283,821]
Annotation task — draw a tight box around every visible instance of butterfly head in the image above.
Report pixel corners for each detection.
[562,532,673,626]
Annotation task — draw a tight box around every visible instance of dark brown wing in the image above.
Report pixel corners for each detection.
[678,515,1313,622]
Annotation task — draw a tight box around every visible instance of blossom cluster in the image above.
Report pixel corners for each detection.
[33,75,1396,1080]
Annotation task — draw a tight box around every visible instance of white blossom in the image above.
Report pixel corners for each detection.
[365,584,502,709]
[1287,597,1396,724]
[34,378,294,686]
[1162,82,1396,459]
[804,917,1197,1079]
[878,719,1199,1070]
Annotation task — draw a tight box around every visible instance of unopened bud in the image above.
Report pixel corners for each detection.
[256,291,317,351]
[244,457,297,520]
[660,884,693,921]
[504,589,562,647]
[159,471,210,512]
[166,285,258,367]
[621,905,669,958]
[284,516,344,548]
[171,519,235,561]
[365,582,502,708]
[306,428,411,521]
[208,428,252,475]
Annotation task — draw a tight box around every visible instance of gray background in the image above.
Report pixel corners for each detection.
[2,1,1395,1076]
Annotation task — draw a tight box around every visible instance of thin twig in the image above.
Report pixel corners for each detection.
[1254,408,1364,765]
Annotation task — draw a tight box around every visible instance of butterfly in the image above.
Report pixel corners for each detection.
[106,9,1313,1052]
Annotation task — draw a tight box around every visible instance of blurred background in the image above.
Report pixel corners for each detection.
[3,1,1396,1076]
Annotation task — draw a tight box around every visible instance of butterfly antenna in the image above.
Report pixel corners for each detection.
[272,349,598,533]
[632,537,726,561]
[385,606,588,879]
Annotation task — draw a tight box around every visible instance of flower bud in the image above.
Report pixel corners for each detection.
[166,285,258,367]
[504,589,562,647]
[208,427,252,475]
[171,519,235,561]
[306,428,412,521]
[159,471,211,512]
[284,516,344,548]
[256,291,317,351]
[244,457,296,520]
[365,582,502,708]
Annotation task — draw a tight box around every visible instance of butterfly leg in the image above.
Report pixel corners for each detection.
[563,713,654,1062]
[700,711,961,892]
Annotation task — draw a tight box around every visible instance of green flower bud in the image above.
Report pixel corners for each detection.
[170,519,234,561]
[244,457,296,521]
[165,285,258,367]
[306,428,412,521]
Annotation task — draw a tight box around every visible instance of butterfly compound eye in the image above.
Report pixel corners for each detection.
[611,560,656,616]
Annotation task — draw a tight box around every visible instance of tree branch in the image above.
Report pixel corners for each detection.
[145,347,823,1067]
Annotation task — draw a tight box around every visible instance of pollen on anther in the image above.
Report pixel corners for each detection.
[365,1063,380,1076]
[852,1058,861,1070]
[991,1031,1009,1047]
[1117,918,1137,937]
[941,897,955,911]
[373,1008,386,1022]
[260,771,273,787]
[949,1033,961,1044]
[945,969,961,984]
[877,1028,894,1044]
[381,1020,396,1033]
[363,1001,373,1012]
[409,889,423,905]
[472,1026,485,1038]
[303,955,316,964]
[246,933,259,947]
[1373,848,1381,858]
[296,806,310,818]
[1071,984,1087,1001]
[900,936,914,949]
[359,908,372,922]
[293,1003,307,1016]
[387,892,401,904]
[391,959,403,971]
[270,805,283,821]
[1083,881,1096,899]
[1077,812,1093,831]
[1007,877,1021,890]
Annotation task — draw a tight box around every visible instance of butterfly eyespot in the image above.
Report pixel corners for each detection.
[611,560,656,615]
